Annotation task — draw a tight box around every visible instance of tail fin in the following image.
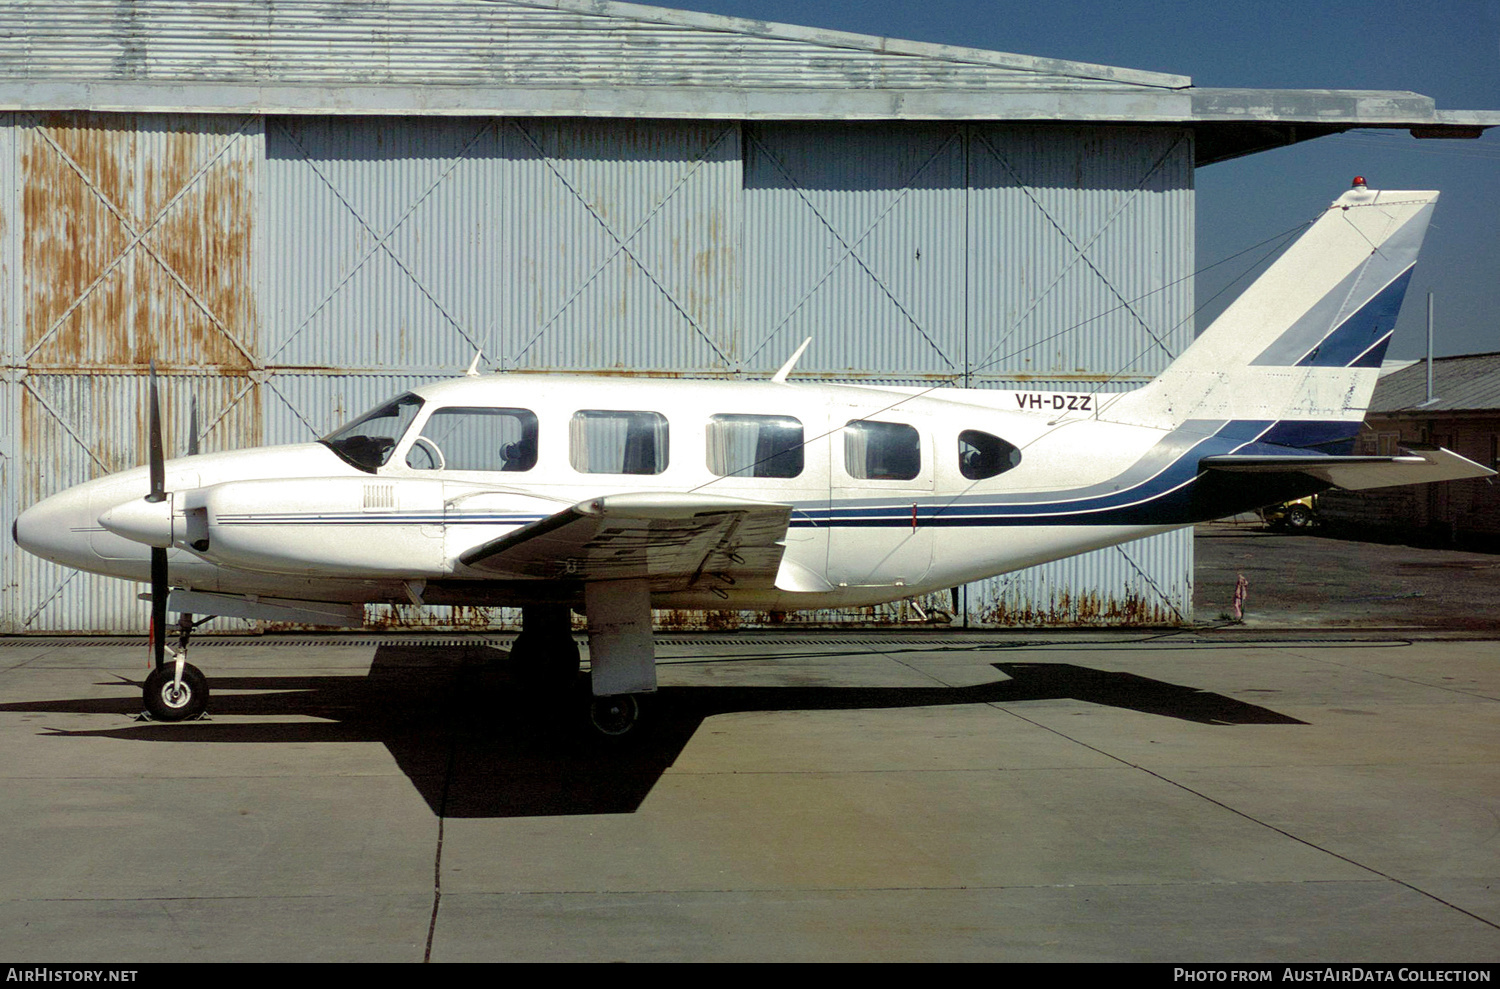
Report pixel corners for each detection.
[1107,184,1437,450]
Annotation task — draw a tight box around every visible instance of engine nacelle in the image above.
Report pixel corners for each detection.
[190,476,450,578]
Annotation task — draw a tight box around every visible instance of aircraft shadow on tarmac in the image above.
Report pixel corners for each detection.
[11,643,1305,818]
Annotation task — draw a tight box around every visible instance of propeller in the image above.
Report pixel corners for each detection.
[146,361,168,670]
[187,394,199,458]
[132,362,210,721]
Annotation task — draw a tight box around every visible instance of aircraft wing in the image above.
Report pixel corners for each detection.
[457,492,793,590]
[1200,446,1494,491]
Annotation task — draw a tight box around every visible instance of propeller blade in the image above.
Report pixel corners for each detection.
[146,361,168,668]
[147,361,165,503]
[151,546,168,669]
[187,394,199,457]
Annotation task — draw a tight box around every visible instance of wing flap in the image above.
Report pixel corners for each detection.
[458,492,793,588]
[1201,446,1494,491]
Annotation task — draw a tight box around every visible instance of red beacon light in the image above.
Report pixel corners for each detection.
[1351,176,1368,189]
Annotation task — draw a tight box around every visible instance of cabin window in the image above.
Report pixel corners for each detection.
[843,420,920,481]
[405,407,538,472]
[706,414,804,478]
[321,393,425,473]
[958,430,1022,480]
[570,410,669,475]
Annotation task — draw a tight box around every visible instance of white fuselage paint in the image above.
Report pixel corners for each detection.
[16,374,1197,613]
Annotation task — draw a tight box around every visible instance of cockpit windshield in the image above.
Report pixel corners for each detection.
[320,393,425,473]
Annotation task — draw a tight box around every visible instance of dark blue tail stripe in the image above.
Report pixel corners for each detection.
[1296,267,1414,368]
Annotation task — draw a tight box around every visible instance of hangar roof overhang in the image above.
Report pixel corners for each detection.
[0,0,1493,167]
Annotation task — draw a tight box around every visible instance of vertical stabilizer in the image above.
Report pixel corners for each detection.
[1106,184,1437,448]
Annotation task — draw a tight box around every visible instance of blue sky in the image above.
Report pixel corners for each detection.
[664,0,1500,359]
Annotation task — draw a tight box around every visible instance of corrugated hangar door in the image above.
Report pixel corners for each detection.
[963,124,1196,626]
[742,123,1195,624]
[264,116,742,378]
[261,116,747,630]
[5,112,264,633]
[4,113,1195,631]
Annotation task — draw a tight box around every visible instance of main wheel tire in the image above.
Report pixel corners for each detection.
[587,693,644,740]
[143,663,209,722]
[1285,504,1315,529]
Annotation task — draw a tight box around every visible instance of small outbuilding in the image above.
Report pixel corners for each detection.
[1320,354,1500,545]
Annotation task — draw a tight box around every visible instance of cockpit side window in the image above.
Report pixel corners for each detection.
[321,393,425,473]
[844,420,920,481]
[570,410,669,475]
[406,407,539,472]
[707,414,804,478]
[958,429,1022,480]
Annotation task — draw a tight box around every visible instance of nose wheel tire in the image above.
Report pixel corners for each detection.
[143,663,209,721]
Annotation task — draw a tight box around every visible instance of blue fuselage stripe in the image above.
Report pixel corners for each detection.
[214,419,1342,533]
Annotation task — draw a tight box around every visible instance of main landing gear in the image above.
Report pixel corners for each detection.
[511,585,656,742]
[510,606,581,695]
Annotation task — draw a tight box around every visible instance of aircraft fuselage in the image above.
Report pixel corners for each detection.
[15,374,1326,614]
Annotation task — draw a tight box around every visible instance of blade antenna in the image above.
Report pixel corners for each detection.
[771,338,812,384]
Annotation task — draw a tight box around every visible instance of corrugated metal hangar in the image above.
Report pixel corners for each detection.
[1,0,1494,632]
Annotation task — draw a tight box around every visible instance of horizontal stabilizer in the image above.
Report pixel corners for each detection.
[1200,446,1494,491]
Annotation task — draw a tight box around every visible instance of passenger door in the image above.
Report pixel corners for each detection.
[827,416,934,588]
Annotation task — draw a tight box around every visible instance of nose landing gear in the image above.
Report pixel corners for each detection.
[142,610,212,722]
[143,658,208,722]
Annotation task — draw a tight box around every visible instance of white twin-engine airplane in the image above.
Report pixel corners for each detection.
[13,182,1494,737]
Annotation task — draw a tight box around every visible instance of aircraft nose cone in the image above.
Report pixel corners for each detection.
[14,490,96,569]
[98,497,174,548]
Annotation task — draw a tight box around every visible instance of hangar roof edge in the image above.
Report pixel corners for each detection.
[0,0,1192,94]
[0,0,1491,151]
[501,0,1193,88]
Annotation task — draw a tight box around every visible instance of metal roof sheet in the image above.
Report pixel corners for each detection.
[0,0,1490,154]
[1370,353,1500,414]
[0,0,1187,93]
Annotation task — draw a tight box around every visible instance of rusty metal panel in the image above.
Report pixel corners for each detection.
[20,111,262,371]
[972,531,1192,627]
[1,115,15,631]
